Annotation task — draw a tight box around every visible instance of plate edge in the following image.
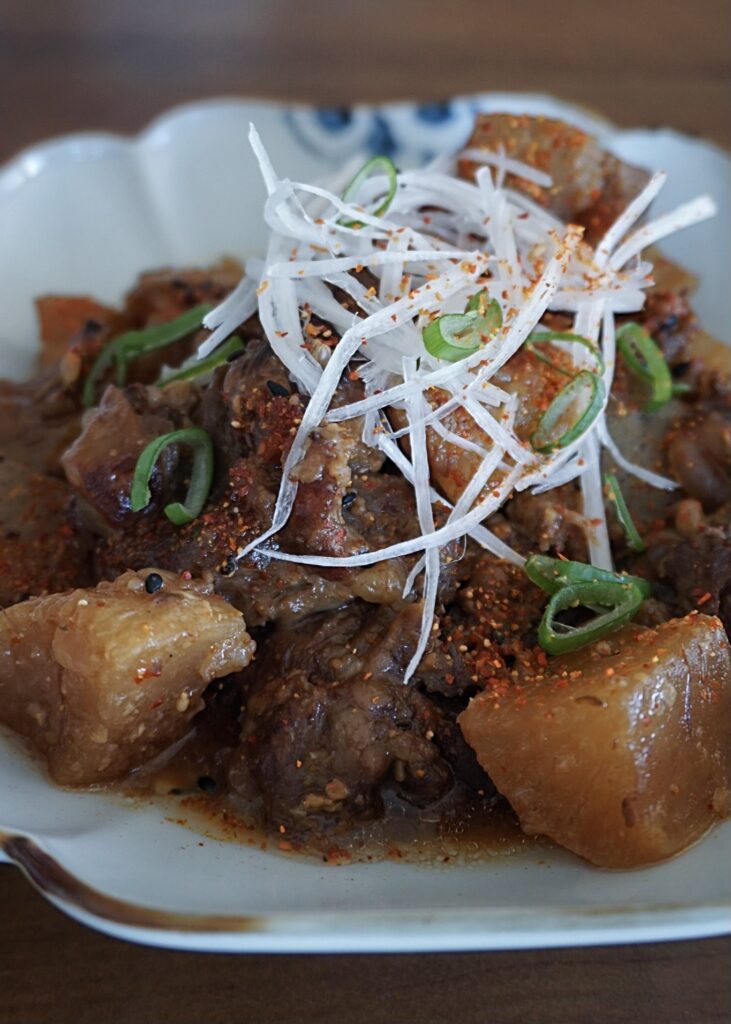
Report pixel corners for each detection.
[4,832,730,951]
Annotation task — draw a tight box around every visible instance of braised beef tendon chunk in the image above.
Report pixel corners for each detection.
[61,384,191,531]
[198,335,302,478]
[0,459,91,606]
[638,511,731,633]
[125,261,243,329]
[459,614,731,868]
[35,294,126,377]
[0,569,254,785]
[229,603,453,839]
[0,371,82,476]
[665,407,731,512]
[458,113,648,241]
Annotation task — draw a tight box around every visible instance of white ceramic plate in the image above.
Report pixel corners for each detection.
[1,93,730,952]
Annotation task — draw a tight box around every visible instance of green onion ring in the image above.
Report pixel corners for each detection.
[525,554,651,600]
[422,294,502,363]
[530,370,605,453]
[340,156,398,227]
[83,304,212,407]
[616,321,673,411]
[604,473,646,552]
[464,288,500,319]
[526,329,605,376]
[157,335,245,386]
[537,579,646,655]
[130,427,214,526]
[463,292,502,335]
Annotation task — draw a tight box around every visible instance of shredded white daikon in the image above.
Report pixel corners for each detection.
[197,122,717,681]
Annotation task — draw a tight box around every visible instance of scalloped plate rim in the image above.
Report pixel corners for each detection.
[3,92,727,198]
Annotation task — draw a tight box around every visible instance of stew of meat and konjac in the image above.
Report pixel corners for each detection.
[1,114,729,870]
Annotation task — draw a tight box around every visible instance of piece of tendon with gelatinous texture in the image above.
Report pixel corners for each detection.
[0,569,254,785]
[459,613,731,867]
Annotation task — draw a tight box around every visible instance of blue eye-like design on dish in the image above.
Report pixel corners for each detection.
[315,107,353,131]
[285,98,479,164]
[415,101,453,124]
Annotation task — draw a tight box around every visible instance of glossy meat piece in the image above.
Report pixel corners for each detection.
[284,443,417,605]
[218,558,353,629]
[666,408,731,512]
[35,295,125,372]
[502,484,588,560]
[91,455,275,580]
[62,385,187,529]
[389,348,565,508]
[0,459,91,606]
[602,398,683,534]
[124,260,243,328]
[0,569,254,785]
[198,335,300,481]
[0,370,81,476]
[66,263,244,398]
[229,603,453,836]
[94,354,423,623]
[459,114,648,240]
[638,512,731,634]
[459,614,731,867]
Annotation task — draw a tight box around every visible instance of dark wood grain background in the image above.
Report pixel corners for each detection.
[0,1,729,1021]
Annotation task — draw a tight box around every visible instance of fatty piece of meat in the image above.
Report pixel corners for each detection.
[0,371,82,476]
[92,350,424,622]
[0,459,91,606]
[459,114,648,240]
[124,260,243,328]
[62,385,186,529]
[35,295,126,373]
[199,336,310,482]
[0,568,254,785]
[638,515,731,635]
[389,349,566,510]
[501,484,588,560]
[666,408,731,512]
[459,614,731,867]
[229,603,453,836]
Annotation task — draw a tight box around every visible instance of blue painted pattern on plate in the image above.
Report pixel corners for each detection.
[285,98,480,163]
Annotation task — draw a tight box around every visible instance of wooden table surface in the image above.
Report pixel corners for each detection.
[0,1,729,1021]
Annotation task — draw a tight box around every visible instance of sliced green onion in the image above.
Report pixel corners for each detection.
[464,292,503,332]
[537,579,646,655]
[83,304,212,407]
[130,427,214,526]
[422,296,502,363]
[616,321,673,411]
[604,473,645,552]
[157,335,245,386]
[525,554,651,600]
[526,329,605,376]
[529,370,605,453]
[340,156,397,227]
[463,288,498,318]
[671,379,692,396]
